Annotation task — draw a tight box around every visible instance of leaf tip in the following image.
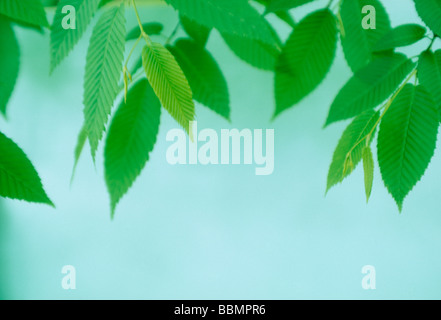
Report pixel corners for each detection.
[110,202,117,220]
[271,110,280,122]
[1,109,8,120]
[45,197,56,208]
[325,183,332,196]
[69,164,78,188]
[323,117,332,128]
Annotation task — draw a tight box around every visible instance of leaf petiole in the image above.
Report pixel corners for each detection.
[132,0,152,45]
[343,68,418,164]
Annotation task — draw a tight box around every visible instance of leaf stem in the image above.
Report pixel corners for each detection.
[427,34,438,51]
[166,21,180,45]
[344,68,418,161]
[122,34,143,100]
[125,35,142,68]
[331,0,343,12]
[132,0,152,44]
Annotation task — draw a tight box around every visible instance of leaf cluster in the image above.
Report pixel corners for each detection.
[1,0,441,215]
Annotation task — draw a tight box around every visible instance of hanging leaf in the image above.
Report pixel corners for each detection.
[50,0,101,73]
[105,79,161,217]
[265,0,315,12]
[180,15,211,46]
[327,110,379,192]
[325,53,415,125]
[221,1,282,71]
[0,0,48,27]
[378,84,439,211]
[417,50,441,118]
[142,42,195,135]
[414,0,441,37]
[274,9,337,117]
[126,22,163,41]
[164,0,277,46]
[221,27,281,71]
[373,24,426,52]
[340,0,391,72]
[168,39,230,120]
[0,17,19,117]
[0,131,53,206]
[83,4,126,159]
[362,146,374,202]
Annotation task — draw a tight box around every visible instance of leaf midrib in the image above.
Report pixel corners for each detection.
[113,100,150,175]
[288,10,334,74]
[432,52,441,109]
[395,88,415,199]
[90,7,123,122]
[149,44,192,126]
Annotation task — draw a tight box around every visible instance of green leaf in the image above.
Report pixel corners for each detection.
[180,15,211,46]
[70,124,87,184]
[327,110,379,192]
[0,131,53,206]
[362,146,374,202]
[378,84,439,211]
[50,0,101,73]
[0,17,19,117]
[105,79,161,217]
[265,0,315,12]
[414,0,441,36]
[221,27,281,71]
[126,22,163,41]
[83,4,126,159]
[0,0,48,27]
[167,39,230,120]
[373,24,426,52]
[326,53,415,125]
[164,0,276,45]
[142,42,195,135]
[274,9,337,117]
[340,0,391,72]
[417,50,441,118]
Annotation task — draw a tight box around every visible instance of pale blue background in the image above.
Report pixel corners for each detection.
[1,0,441,299]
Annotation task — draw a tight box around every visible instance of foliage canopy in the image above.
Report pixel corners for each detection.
[1,0,440,216]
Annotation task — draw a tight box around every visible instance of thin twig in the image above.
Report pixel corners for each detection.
[344,68,418,161]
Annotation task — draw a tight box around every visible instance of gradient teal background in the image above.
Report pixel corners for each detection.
[1,0,441,299]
